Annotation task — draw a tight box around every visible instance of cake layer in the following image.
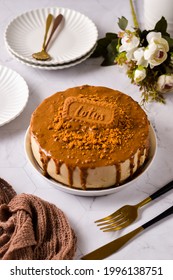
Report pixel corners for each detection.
[30,85,150,189]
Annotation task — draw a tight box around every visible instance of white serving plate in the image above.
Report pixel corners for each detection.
[24,125,157,197]
[0,65,29,126]
[5,7,98,65]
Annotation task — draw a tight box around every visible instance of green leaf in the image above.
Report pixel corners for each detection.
[101,39,119,66]
[107,39,119,55]
[118,16,128,31]
[101,53,116,66]
[154,17,167,34]
[91,38,110,57]
[105,32,118,40]
[163,35,173,49]
[91,33,118,58]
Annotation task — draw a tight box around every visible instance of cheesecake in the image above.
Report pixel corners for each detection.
[30,85,150,190]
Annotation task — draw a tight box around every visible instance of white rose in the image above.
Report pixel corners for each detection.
[146,32,162,43]
[119,32,140,57]
[144,32,169,68]
[133,47,148,67]
[134,68,146,83]
[157,74,173,93]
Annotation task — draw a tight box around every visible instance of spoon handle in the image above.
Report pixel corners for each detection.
[45,14,63,50]
[42,14,53,50]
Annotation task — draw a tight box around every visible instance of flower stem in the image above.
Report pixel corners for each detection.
[129,0,139,28]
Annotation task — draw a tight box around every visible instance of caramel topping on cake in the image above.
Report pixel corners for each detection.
[30,85,150,189]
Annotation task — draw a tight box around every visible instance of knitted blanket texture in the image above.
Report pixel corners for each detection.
[0,178,76,260]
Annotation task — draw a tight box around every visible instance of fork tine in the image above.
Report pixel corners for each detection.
[96,213,125,227]
[102,219,131,232]
[99,216,127,230]
[95,209,123,223]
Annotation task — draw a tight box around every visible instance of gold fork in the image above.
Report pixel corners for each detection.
[95,180,173,232]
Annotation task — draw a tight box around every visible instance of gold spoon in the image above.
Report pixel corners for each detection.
[32,14,63,61]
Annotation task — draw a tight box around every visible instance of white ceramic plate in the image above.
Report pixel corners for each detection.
[7,44,97,70]
[5,7,98,65]
[0,65,29,126]
[24,125,157,197]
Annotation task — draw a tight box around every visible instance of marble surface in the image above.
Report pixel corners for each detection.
[0,0,173,260]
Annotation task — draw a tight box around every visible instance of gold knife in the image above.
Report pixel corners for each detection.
[81,206,173,260]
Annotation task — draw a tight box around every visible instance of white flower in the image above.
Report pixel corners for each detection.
[144,32,169,68]
[146,32,162,44]
[119,32,140,59]
[157,74,173,93]
[126,49,136,61]
[134,67,146,83]
[133,47,148,67]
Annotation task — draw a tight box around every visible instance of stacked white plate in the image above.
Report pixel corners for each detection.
[4,7,98,70]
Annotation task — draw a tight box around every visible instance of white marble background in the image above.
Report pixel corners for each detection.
[0,0,173,260]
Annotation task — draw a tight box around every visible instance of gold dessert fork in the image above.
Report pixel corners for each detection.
[32,13,63,61]
[95,180,173,232]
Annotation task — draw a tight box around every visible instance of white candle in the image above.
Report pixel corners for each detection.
[144,0,173,36]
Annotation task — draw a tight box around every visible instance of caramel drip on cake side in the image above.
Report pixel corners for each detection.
[67,166,75,187]
[130,156,135,177]
[39,148,50,176]
[137,147,145,169]
[54,159,63,174]
[80,168,88,190]
[115,163,121,185]
[39,148,89,189]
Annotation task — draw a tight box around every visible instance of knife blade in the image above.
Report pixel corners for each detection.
[81,226,143,260]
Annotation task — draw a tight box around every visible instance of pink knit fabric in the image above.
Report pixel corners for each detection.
[0,178,77,260]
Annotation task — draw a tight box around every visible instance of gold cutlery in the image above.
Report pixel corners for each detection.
[81,205,173,260]
[32,13,63,61]
[95,180,173,231]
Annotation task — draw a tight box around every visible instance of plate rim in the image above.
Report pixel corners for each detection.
[7,43,97,70]
[4,6,98,66]
[0,65,29,127]
[24,124,157,196]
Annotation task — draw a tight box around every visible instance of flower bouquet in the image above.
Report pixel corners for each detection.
[92,0,173,103]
